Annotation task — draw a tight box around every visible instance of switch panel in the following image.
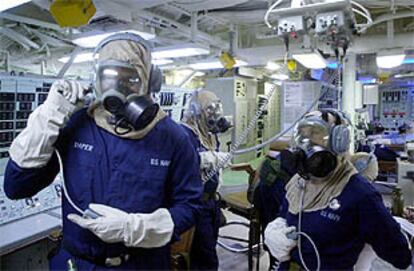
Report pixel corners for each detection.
[277,15,305,36]
[379,86,414,131]
[0,175,63,225]
[155,86,193,122]
[315,11,345,33]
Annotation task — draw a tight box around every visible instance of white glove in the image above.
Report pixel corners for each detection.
[9,80,88,168]
[68,204,174,248]
[264,217,297,262]
[199,151,231,170]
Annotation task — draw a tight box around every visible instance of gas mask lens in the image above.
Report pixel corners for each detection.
[97,61,141,97]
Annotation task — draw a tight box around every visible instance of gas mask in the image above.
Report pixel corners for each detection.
[204,101,231,134]
[281,111,350,180]
[96,59,159,135]
[92,33,164,136]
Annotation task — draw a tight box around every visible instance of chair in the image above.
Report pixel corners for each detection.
[218,138,291,271]
[218,162,262,271]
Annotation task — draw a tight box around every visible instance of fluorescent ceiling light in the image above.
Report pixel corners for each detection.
[292,51,327,69]
[265,61,281,71]
[152,59,173,66]
[376,54,406,69]
[189,59,247,70]
[194,71,205,77]
[153,45,209,59]
[271,73,289,81]
[59,52,94,64]
[73,30,155,48]
[0,0,30,12]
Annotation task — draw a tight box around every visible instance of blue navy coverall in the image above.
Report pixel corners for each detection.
[279,174,412,270]
[4,109,203,270]
[181,125,221,270]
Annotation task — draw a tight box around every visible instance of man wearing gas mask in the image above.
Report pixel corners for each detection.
[181,90,231,270]
[4,33,203,270]
[264,110,411,270]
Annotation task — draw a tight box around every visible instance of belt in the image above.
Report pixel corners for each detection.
[104,254,130,267]
[64,244,130,267]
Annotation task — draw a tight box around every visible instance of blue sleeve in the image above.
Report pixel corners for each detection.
[3,111,77,200]
[166,135,203,241]
[4,152,60,199]
[359,189,412,269]
[280,197,289,219]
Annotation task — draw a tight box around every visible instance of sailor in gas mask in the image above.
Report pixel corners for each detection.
[264,110,411,270]
[181,90,231,270]
[4,33,203,270]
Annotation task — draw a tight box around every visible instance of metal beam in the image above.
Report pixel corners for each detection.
[0,13,61,31]
[0,27,40,50]
[134,10,227,48]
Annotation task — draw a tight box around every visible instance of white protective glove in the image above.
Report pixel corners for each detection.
[199,151,231,171]
[9,80,88,168]
[68,204,174,248]
[264,217,297,262]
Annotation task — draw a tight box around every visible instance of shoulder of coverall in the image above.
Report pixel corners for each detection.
[343,173,382,202]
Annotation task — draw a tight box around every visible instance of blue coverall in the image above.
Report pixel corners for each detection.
[279,174,412,270]
[181,125,221,270]
[4,109,203,270]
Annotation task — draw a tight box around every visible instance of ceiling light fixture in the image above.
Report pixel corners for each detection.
[271,73,289,81]
[292,50,327,69]
[72,29,155,48]
[265,61,281,71]
[152,59,173,66]
[189,59,247,70]
[58,52,94,63]
[0,0,31,12]
[153,44,210,59]
[376,54,406,69]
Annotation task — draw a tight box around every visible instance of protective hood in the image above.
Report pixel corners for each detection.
[350,152,378,182]
[89,38,162,139]
[182,90,221,150]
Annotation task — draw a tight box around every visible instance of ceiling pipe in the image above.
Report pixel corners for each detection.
[134,10,227,48]
[360,11,414,32]
[0,27,40,50]
[0,13,61,31]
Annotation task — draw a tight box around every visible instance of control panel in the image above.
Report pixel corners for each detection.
[0,76,54,175]
[0,175,62,225]
[0,74,59,226]
[156,86,193,122]
[379,86,414,131]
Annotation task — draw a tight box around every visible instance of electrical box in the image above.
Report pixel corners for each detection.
[155,86,193,122]
[379,85,414,131]
[315,11,345,33]
[205,77,259,164]
[277,16,306,36]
